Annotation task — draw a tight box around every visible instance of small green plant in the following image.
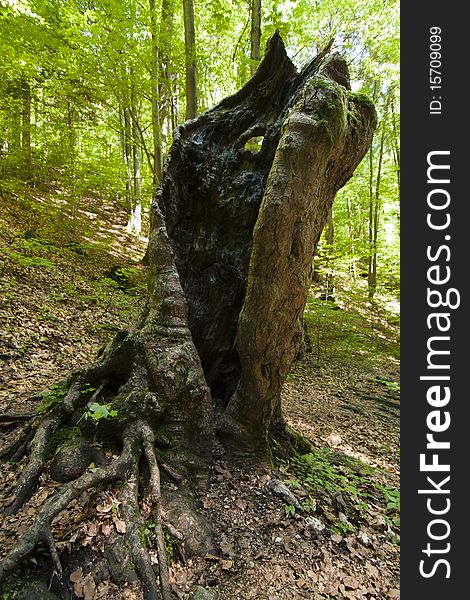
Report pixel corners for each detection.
[86,402,118,421]
[382,486,400,511]
[301,497,317,514]
[284,504,296,518]
[374,377,400,393]
[163,528,178,562]
[140,522,177,562]
[36,380,68,415]
[140,521,156,547]
[81,384,97,395]
[379,485,400,529]
[336,519,355,535]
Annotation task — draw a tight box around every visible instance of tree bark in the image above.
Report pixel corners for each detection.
[250,0,262,75]
[183,0,197,120]
[149,0,163,188]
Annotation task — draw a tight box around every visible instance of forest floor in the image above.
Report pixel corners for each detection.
[0,185,400,600]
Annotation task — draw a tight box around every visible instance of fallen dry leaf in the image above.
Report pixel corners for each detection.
[82,574,97,600]
[101,521,112,536]
[113,517,127,533]
[343,575,359,589]
[70,567,83,583]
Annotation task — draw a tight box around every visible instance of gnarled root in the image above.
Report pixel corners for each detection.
[1,323,212,598]
[1,203,214,594]
[0,420,179,599]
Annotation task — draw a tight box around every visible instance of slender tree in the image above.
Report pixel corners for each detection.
[250,0,262,74]
[149,0,163,187]
[183,0,197,119]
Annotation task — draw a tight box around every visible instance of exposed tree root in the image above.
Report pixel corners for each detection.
[0,424,134,582]
[1,322,209,596]
[0,419,178,599]
[119,457,161,600]
[5,416,60,515]
[142,424,172,600]
[0,423,33,460]
[0,413,34,424]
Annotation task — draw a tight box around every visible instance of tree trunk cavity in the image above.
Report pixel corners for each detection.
[155,33,375,453]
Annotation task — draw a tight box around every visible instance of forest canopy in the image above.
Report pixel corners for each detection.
[0,0,399,298]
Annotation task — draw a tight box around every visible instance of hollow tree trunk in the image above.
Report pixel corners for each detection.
[0,32,375,594]
[156,34,375,452]
[220,57,375,451]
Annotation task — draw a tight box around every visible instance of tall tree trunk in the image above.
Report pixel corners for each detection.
[324,207,336,299]
[0,34,375,593]
[370,122,386,297]
[123,106,133,214]
[127,87,143,236]
[367,146,375,297]
[390,91,400,192]
[250,0,262,75]
[367,89,389,299]
[21,80,32,180]
[346,195,357,278]
[159,0,177,141]
[183,0,197,120]
[149,0,163,188]
[9,93,22,154]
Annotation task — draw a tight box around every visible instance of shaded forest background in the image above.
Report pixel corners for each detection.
[0,0,399,302]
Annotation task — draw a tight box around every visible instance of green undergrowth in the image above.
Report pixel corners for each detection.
[140,521,178,562]
[276,447,400,543]
[0,185,147,352]
[298,291,399,371]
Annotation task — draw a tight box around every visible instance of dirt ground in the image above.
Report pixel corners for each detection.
[0,188,400,599]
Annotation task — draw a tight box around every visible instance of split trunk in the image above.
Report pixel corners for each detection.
[0,32,375,596]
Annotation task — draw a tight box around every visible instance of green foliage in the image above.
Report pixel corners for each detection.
[7,251,56,269]
[288,450,372,500]
[4,236,56,270]
[163,528,178,562]
[284,504,296,518]
[374,377,400,393]
[1,0,399,277]
[279,447,400,539]
[36,380,68,416]
[140,521,177,562]
[85,402,118,421]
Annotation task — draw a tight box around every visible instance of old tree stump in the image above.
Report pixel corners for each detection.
[0,33,375,598]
